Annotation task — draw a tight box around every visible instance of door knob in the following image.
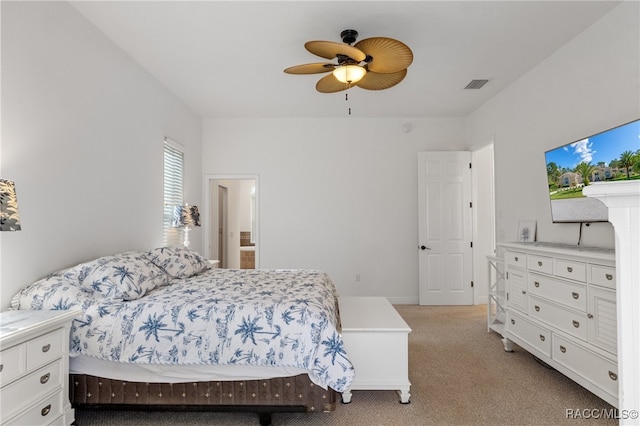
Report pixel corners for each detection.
[420,245,431,250]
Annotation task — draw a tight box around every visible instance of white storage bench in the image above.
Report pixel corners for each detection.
[338,296,411,403]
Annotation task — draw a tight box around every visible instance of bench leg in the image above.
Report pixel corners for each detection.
[398,386,411,404]
[341,389,353,404]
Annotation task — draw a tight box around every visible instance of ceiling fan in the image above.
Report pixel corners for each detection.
[284,29,413,93]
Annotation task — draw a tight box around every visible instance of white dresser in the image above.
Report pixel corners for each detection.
[498,242,617,406]
[338,296,411,404]
[0,310,79,425]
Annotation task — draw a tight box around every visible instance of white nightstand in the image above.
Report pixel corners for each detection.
[339,297,411,404]
[0,310,80,425]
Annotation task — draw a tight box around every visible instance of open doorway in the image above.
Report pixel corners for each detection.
[204,175,258,269]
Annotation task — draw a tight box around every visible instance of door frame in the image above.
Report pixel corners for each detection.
[203,174,259,267]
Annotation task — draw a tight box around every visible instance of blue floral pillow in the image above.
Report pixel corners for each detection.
[145,246,210,279]
[77,251,169,300]
[10,268,94,311]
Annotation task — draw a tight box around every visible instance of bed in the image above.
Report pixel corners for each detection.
[10,246,354,425]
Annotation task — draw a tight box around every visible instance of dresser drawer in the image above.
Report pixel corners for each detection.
[507,311,551,357]
[555,259,586,282]
[1,360,63,422]
[552,335,618,399]
[0,343,25,386]
[26,329,64,371]
[7,390,63,426]
[527,254,553,274]
[505,251,527,268]
[528,273,586,311]
[590,265,616,289]
[529,296,588,341]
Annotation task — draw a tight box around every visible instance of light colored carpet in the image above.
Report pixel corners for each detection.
[75,305,616,425]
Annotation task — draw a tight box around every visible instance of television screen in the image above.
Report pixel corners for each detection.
[545,119,640,223]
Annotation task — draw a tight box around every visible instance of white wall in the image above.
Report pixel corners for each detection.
[203,118,465,303]
[465,1,639,248]
[0,1,203,308]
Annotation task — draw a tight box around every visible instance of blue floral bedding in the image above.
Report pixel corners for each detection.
[10,247,354,392]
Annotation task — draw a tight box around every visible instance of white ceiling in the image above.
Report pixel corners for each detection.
[70,1,620,119]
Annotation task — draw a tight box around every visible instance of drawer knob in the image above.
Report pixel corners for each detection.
[522,290,526,295]
[572,320,580,328]
[606,273,613,280]
[41,404,52,417]
[511,319,515,325]
[535,305,540,312]
[538,261,542,266]
[560,345,566,353]
[572,292,579,300]
[534,282,540,288]
[539,334,545,342]
[567,266,573,273]
[42,344,51,353]
[514,256,519,262]
[587,313,594,319]
[40,373,50,384]
[609,371,618,381]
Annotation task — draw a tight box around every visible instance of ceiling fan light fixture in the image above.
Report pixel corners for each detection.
[333,65,366,84]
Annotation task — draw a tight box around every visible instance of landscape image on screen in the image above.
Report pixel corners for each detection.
[545,119,640,222]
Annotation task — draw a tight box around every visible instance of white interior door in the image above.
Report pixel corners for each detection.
[418,151,473,305]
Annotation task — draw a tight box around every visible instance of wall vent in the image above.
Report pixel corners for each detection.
[464,79,490,90]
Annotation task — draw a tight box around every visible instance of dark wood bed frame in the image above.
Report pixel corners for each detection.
[70,373,338,425]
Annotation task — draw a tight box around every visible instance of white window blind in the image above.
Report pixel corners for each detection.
[163,138,184,246]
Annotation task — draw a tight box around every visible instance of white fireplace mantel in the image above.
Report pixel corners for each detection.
[584,181,640,421]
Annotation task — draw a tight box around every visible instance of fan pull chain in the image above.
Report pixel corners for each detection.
[345,93,351,115]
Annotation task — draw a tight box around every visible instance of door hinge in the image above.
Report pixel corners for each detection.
[506,292,509,301]
[470,241,473,248]
[471,281,474,288]
[506,271,509,279]
[469,162,472,169]
[469,201,472,208]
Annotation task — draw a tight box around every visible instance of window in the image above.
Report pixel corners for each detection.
[163,138,184,246]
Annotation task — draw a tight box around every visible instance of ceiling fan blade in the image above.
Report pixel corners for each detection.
[284,63,335,74]
[355,69,407,91]
[355,37,413,73]
[305,40,367,62]
[316,74,349,93]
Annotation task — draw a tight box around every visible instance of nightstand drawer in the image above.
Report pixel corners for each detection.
[1,360,63,422]
[0,343,25,386]
[27,329,64,371]
[9,390,63,426]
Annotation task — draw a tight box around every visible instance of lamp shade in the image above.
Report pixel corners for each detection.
[0,179,21,231]
[333,65,366,84]
[172,204,200,227]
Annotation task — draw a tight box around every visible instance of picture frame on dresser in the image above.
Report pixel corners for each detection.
[516,220,537,243]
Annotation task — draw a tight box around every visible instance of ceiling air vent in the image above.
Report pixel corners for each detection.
[464,79,490,90]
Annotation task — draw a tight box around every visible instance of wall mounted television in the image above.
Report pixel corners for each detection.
[545,118,640,223]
